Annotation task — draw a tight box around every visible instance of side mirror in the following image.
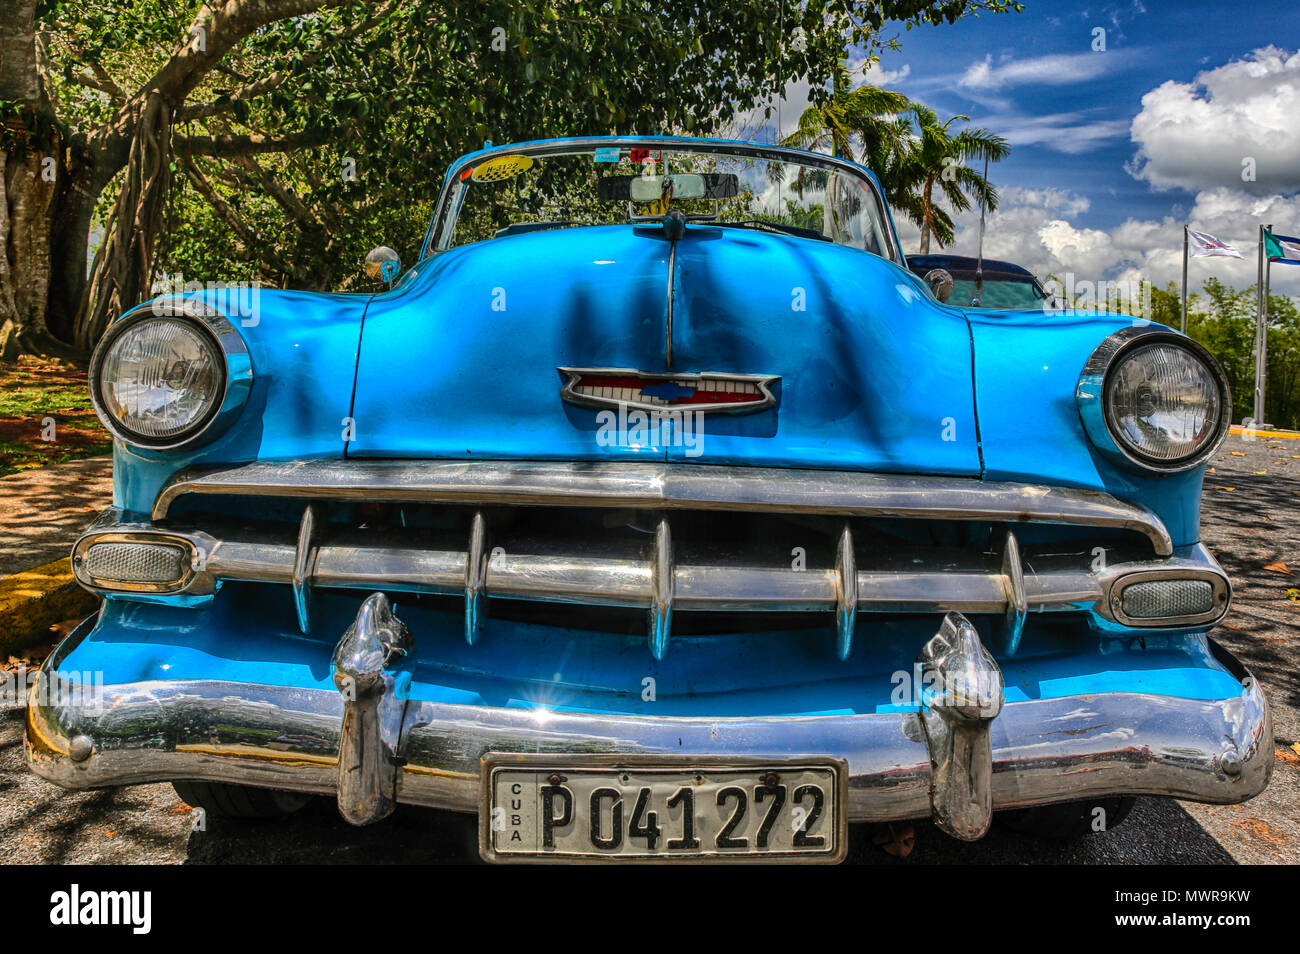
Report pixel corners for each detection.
[924,268,954,303]
[365,246,401,287]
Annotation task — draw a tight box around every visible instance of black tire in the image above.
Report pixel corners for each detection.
[173,781,311,819]
[998,796,1137,840]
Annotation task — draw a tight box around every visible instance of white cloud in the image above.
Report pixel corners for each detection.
[895,185,1300,297]
[1128,46,1300,194]
[860,62,911,86]
[959,51,1115,90]
[989,111,1130,154]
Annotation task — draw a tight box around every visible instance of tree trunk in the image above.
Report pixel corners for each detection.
[72,93,172,350]
[918,177,933,255]
[45,147,101,347]
[0,0,68,359]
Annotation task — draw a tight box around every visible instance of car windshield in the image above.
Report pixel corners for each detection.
[949,275,1047,310]
[429,141,898,261]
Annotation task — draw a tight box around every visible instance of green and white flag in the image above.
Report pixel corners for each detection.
[1265,227,1300,266]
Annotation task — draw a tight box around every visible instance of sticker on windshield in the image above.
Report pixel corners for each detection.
[630,148,661,162]
[471,154,535,183]
[593,147,621,162]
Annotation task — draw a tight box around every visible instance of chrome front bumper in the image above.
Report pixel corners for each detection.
[27,604,1272,839]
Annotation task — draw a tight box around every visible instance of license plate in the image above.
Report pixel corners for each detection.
[479,755,847,863]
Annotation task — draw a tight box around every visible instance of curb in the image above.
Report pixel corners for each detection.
[1229,426,1300,440]
[0,557,99,657]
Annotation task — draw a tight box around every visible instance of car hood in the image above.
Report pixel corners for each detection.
[349,224,981,475]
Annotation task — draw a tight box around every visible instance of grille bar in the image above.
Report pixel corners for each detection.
[151,459,1174,556]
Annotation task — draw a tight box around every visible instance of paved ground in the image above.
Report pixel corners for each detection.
[0,457,112,576]
[0,435,1296,864]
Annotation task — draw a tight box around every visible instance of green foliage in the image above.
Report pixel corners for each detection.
[1150,279,1300,430]
[31,0,1018,297]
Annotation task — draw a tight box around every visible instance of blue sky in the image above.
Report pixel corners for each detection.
[739,0,1300,296]
[876,0,1293,229]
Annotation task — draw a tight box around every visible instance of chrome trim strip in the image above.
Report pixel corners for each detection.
[28,630,1272,828]
[150,459,1174,556]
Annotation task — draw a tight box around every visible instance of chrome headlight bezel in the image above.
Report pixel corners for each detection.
[1076,326,1231,474]
[89,300,253,451]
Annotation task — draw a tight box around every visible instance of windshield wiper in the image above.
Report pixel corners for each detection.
[718,220,829,241]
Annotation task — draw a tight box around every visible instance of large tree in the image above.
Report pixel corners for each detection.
[1,0,1017,358]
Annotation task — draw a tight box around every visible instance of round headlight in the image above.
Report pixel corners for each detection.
[1078,329,1230,473]
[92,316,225,447]
[1105,342,1221,465]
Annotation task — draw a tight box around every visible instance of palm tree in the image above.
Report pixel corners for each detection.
[777,60,911,241]
[780,60,911,164]
[889,104,1010,253]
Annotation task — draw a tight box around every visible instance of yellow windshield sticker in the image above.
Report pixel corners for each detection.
[471,154,535,183]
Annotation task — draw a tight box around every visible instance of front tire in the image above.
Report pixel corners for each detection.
[998,796,1137,840]
[173,781,312,819]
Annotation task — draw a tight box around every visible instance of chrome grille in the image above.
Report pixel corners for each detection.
[72,460,1231,658]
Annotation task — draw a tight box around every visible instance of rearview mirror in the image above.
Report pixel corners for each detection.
[629,174,709,203]
[365,246,401,287]
[924,268,954,303]
[600,173,738,202]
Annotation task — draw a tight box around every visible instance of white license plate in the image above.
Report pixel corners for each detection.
[479,755,847,863]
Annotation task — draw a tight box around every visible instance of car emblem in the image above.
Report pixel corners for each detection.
[558,368,779,414]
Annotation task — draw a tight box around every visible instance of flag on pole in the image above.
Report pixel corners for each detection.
[1187,229,1243,258]
[1264,228,1300,266]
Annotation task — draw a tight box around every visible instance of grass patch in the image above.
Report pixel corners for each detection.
[0,357,111,478]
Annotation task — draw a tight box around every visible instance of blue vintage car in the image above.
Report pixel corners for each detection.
[27,136,1270,862]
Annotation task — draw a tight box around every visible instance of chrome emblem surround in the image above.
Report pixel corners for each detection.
[558,367,779,415]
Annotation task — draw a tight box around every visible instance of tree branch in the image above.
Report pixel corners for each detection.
[69,61,127,103]
[231,153,319,227]
[175,129,329,157]
[178,0,401,122]
[148,0,361,106]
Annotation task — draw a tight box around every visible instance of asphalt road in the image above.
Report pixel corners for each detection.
[1,433,1296,865]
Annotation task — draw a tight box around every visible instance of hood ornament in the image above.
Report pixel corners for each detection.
[559,368,778,415]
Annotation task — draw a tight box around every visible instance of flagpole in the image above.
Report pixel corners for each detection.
[1180,225,1188,334]
[1253,224,1267,426]
[1261,247,1272,426]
